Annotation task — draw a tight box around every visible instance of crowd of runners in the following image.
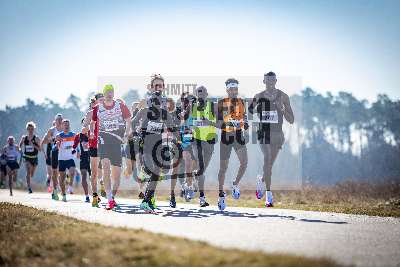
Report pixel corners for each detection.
[0,72,294,213]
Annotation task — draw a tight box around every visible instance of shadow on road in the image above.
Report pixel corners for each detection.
[106,203,348,224]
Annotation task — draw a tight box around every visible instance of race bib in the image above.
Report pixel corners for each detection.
[261,110,279,123]
[228,119,241,128]
[183,133,193,139]
[193,119,206,127]
[146,121,163,134]
[25,145,34,153]
[103,119,120,131]
[7,155,15,161]
[82,141,89,151]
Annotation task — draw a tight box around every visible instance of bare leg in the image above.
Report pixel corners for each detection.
[81,169,89,195]
[233,146,248,185]
[52,168,59,191]
[218,160,229,192]
[90,157,99,194]
[183,151,193,187]
[25,162,32,189]
[102,159,112,200]
[111,165,121,197]
[59,171,66,195]
[7,168,13,196]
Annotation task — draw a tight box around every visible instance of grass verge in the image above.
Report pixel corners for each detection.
[0,202,343,267]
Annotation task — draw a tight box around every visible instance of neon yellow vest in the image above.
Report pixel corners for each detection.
[192,101,216,141]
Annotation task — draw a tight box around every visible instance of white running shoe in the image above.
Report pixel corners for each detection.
[199,196,209,207]
[218,194,226,211]
[265,191,274,207]
[231,182,240,200]
[256,175,264,200]
[185,185,195,202]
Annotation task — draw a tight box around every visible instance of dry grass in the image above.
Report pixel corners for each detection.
[0,203,343,267]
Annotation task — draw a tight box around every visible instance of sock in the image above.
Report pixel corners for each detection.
[219,190,225,197]
[199,190,205,198]
[106,190,113,201]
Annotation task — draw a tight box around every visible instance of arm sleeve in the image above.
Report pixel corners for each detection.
[120,101,131,119]
[72,134,80,149]
[92,106,98,121]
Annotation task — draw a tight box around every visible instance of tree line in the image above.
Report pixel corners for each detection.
[0,88,398,186]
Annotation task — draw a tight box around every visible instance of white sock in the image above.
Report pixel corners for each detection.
[106,190,113,201]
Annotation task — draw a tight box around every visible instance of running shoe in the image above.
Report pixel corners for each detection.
[185,185,195,202]
[231,182,240,200]
[199,196,209,207]
[149,195,157,209]
[218,194,226,211]
[46,179,52,193]
[28,187,33,194]
[85,196,90,203]
[265,191,274,207]
[100,181,106,197]
[140,201,155,213]
[106,199,116,210]
[52,190,59,201]
[256,175,265,200]
[138,191,145,199]
[62,194,67,202]
[169,195,176,208]
[92,194,100,207]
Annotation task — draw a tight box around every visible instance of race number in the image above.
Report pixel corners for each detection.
[261,110,279,123]
[146,121,163,134]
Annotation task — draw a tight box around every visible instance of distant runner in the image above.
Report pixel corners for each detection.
[19,121,41,193]
[73,118,92,203]
[55,119,76,202]
[248,71,294,207]
[2,136,21,196]
[41,114,63,200]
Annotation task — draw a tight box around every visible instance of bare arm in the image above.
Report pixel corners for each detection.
[34,136,42,152]
[19,136,24,149]
[282,93,294,124]
[40,129,52,147]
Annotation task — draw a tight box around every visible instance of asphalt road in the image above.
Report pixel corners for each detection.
[1,190,399,267]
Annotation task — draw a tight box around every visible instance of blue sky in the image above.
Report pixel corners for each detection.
[0,0,399,108]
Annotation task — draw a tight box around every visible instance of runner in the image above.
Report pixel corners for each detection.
[42,121,54,193]
[19,121,41,193]
[55,119,76,202]
[248,71,294,207]
[133,89,175,213]
[167,97,183,208]
[178,92,197,202]
[191,85,217,207]
[125,102,145,198]
[0,152,6,189]
[83,94,104,206]
[73,118,91,202]
[90,84,131,210]
[217,78,249,211]
[41,114,63,200]
[2,136,21,196]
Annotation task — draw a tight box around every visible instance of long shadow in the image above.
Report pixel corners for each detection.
[299,218,348,224]
[107,203,347,224]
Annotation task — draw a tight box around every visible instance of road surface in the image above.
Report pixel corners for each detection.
[1,190,399,267]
